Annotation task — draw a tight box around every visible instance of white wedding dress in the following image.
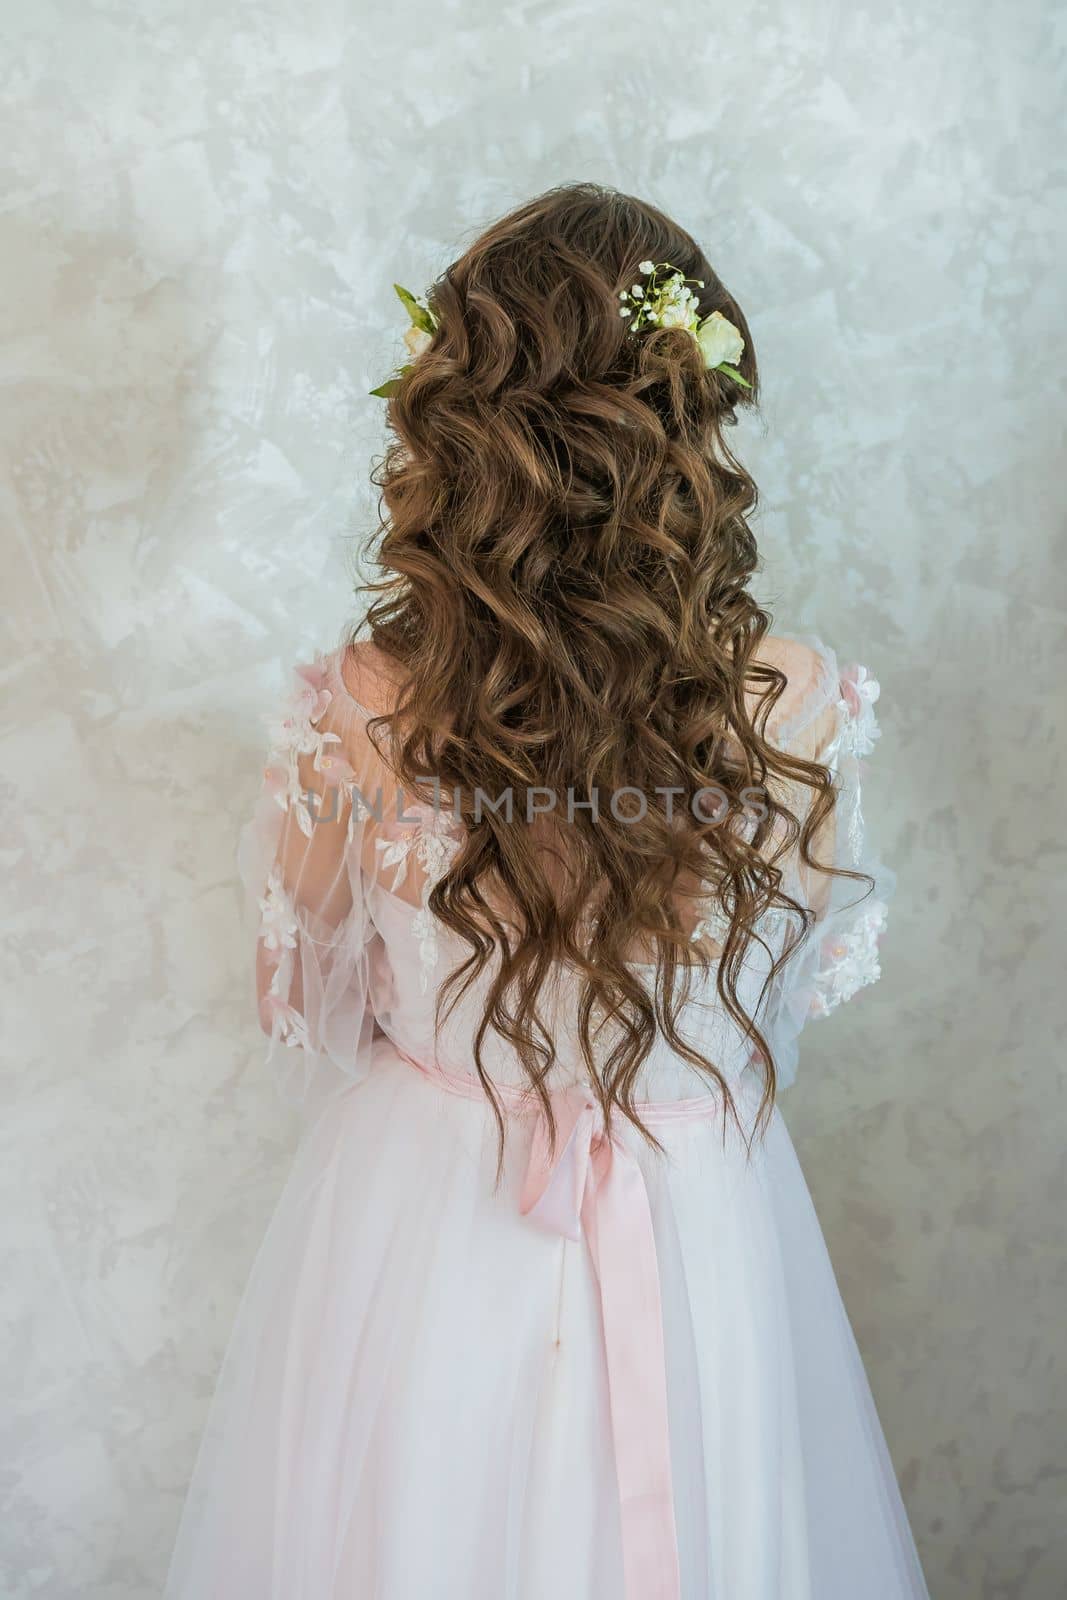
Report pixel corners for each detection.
[165,631,930,1600]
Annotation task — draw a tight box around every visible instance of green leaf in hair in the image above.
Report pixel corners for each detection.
[393,284,437,336]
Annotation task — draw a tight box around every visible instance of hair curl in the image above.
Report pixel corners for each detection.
[357,181,866,1154]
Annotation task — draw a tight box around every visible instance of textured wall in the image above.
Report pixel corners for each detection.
[2,1,1064,1595]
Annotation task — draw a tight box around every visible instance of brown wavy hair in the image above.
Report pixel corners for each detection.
[357,181,866,1152]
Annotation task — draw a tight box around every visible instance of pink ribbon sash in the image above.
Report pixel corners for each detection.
[399,1053,725,1600]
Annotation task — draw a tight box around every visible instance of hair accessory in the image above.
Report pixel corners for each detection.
[618,261,751,388]
[370,266,750,398]
[369,284,439,398]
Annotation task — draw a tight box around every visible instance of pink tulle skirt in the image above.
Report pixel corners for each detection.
[165,1043,929,1599]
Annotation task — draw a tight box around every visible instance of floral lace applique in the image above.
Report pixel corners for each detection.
[691,892,790,953]
[692,903,731,948]
[258,866,299,954]
[250,656,378,1060]
[255,868,309,1047]
[262,658,355,837]
[261,989,310,1050]
[809,898,888,1018]
[823,664,881,866]
[835,663,881,762]
[375,804,465,994]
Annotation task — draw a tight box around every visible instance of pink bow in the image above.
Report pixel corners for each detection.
[520,1085,682,1600]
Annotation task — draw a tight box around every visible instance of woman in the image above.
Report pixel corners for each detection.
[166,182,929,1598]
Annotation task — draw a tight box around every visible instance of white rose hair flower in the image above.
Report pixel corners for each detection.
[403,325,433,361]
[371,259,750,400]
[618,261,751,388]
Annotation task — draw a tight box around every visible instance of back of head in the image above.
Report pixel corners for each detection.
[356,182,838,1145]
[370,181,760,715]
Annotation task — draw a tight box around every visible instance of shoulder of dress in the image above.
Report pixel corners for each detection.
[750,632,837,747]
[265,636,407,726]
[760,629,883,762]
[332,637,410,716]
[282,643,468,847]
[281,638,417,753]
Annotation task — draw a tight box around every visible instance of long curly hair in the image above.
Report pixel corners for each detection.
[357,181,862,1151]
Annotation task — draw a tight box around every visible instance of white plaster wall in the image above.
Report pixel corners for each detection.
[2,1,1064,1594]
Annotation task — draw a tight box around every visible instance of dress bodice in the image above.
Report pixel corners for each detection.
[238,631,891,1117]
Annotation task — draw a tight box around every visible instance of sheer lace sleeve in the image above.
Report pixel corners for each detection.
[235,641,468,1113]
[757,636,896,1090]
[235,652,384,1112]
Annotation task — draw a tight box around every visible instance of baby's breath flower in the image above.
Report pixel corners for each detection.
[616,260,751,390]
